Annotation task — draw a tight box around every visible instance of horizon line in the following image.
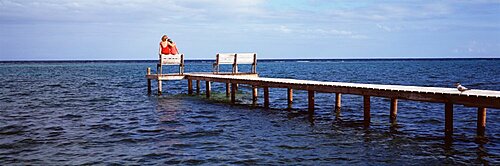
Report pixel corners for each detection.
[0,57,499,62]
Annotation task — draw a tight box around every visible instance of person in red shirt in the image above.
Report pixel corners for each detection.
[158,35,179,57]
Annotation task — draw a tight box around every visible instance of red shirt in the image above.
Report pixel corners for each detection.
[160,42,170,54]
[169,45,178,54]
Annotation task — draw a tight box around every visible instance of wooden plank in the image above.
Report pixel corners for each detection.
[390,98,398,124]
[287,88,293,109]
[183,74,500,109]
[217,53,236,64]
[206,81,211,98]
[308,90,314,114]
[477,107,486,137]
[264,87,269,108]
[445,103,453,140]
[231,83,236,104]
[364,95,370,127]
[235,53,256,64]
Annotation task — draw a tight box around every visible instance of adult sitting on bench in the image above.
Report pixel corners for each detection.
[158,35,184,75]
[213,53,257,74]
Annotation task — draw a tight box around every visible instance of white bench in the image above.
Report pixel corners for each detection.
[213,53,257,74]
[157,54,184,75]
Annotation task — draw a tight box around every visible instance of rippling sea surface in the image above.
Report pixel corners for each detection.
[0,59,499,165]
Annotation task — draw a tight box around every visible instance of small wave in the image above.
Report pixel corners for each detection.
[0,125,27,135]
[58,114,83,119]
[137,128,164,133]
[297,61,310,63]
[179,129,224,138]
[276,144,314,150]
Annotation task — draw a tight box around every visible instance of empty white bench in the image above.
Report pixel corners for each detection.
[213,53,257,74]
[157,54,184,75]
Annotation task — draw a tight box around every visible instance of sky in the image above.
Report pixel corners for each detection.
[0,0,499,60]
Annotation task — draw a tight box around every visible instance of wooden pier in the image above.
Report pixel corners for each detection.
[147,53,500,141]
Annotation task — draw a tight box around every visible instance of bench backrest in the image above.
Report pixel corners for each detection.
[158,54,184,75]
[160,54,184,65]
[214,53,257,74]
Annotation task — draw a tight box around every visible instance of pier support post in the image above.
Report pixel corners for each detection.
[226,83,230,97]
[196,80,200,95]
[147,68,151,94]
[477,107,487,138]
[264,87,269,108]
[231,83,236,104]
[252,86,258,106]
[390,98,398,124]
[308,90,315,114]
[335,93,341,113]
[287,88,293,109]
[158,80,162,95]
[206,81,211,98]
[445,103,453,140]
[364,95,371,127]
[187,79,193,95]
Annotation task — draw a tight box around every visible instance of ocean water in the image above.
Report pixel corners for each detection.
[0,59,499,165]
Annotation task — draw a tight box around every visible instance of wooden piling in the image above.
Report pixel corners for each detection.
[390,98,398,124]
[158,80,162,95]
[231,83,236,104]
[252,86,258,106]
[335,93,341,113]
[264,87,269,108]
[187,79,193,95]
[445,103,453,140]
[206,81,211,98]
[226,83,230,97]
[364,95,371,127]
[308,90,315,114]
[287,88,293,109]
[477,107,486,137]
[147,68,151,94]
[196,80,200,95]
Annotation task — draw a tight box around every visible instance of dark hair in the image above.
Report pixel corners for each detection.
[161,35,168,41]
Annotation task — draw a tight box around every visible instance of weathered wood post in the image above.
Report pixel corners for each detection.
[308,90,315,114]
[252,85,258,106]
[196,80,200,95]
[390,98,398,124]
[264,87,269,108]
[335,93,341,113]
[206,81,211,98]
[287,88,293,109]
[147,68,151,94]
[231,83,236,104]
[445,103,453,140]
[226,83,230,97]
[157,80,162,95]
[477,107,487,138]
[187,79,193,95]
[364,95,371,127]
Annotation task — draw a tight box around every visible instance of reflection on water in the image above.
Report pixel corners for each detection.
[0,60,498,165]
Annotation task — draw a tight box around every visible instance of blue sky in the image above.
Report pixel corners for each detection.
[0,0,499,60]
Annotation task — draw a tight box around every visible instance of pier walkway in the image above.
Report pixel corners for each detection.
[146,72,499,141]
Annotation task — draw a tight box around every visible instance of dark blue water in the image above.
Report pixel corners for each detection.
[0,59,499,165]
